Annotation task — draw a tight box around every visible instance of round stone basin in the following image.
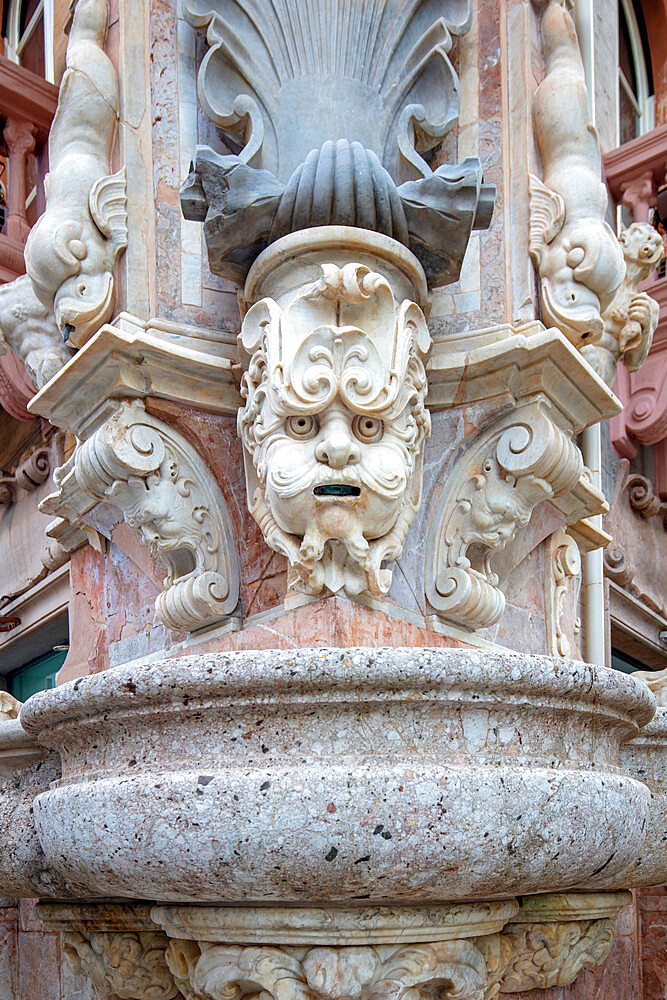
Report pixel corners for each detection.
[20,647,655,904]
[580,707,667,890]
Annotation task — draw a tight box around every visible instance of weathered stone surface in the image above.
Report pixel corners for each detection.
[21,647,655,903]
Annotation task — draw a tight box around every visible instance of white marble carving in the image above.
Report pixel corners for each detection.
[635,669,667,705]
[582,222,663,385]
[425,399,585,630]
[530,0,625,346]
[238,228,431,600]
[24,0,127,349]
[38,903,179,1000]
[545,527,581,657]
[181,0,493,284]
[0,275,73,389]
[40,399,239,631]
[20,647,655,903]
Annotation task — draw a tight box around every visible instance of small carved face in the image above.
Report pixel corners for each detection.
[618,223,664,266]
[262,400,417,547]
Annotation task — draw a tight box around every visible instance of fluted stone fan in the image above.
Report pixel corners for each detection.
[182,0,494,285]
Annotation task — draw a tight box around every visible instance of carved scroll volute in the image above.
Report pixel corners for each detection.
[425,401,583,631]
[41,400,240,632]
[545,527,581,657]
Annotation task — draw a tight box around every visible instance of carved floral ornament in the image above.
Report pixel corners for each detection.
[40,400,239,631]
[237,252,431,600]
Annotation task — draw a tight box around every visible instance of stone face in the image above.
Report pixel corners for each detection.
[20,647,655,904]
[237,228,431,602]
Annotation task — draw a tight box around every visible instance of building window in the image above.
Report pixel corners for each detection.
[9,648,66,702]
[618,0,654,145]
[5,0,54,82]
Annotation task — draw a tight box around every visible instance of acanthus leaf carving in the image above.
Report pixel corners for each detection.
[166,940,490,1000]
[237,248,431,602]
[530,0,625,346]
[181,0,494,286]
[495,919,615,993]
[63,929,179,1000]
[40,399,240,632]
[426,400,585,630]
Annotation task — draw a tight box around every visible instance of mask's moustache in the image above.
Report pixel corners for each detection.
[268,461,406,499]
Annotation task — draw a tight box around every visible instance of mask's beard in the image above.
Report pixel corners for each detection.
[266,456,408,500]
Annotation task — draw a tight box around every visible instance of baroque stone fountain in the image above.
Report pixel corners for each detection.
[1,1,665,998]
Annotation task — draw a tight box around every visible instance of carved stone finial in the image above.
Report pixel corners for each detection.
[582,222,663,385]
[237,230,431,600]
[530,0,625,346]
[181,0,494,285]
[23,0,127,349]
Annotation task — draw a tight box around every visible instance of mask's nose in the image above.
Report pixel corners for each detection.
[315,416,360,469]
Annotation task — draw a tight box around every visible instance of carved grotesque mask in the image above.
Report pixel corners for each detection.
[238,262,431,598]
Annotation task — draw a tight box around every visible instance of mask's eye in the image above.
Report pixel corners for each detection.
[352,415,383,443]
[285,415,317,438]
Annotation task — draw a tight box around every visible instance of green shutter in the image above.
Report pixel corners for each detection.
[10,649,68,702]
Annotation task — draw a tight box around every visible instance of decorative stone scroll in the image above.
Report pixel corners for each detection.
[23,0,127,349]
[238,229,431,601]
[182,0,494,285]
[40,399,239,631]
[545,527,581,657]
[425,399,585,630]
[530,0,625,346]
[0,447,51,506]
[582,222,663,386]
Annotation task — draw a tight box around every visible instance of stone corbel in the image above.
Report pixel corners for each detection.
[40,398,240,631]
[425,398,601,630]
[37,903,179,1000]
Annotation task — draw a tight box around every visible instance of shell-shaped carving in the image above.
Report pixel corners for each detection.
[184,0,471,183]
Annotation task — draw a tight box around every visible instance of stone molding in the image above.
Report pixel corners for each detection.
[530,0,624,348]
[39,398,240,631]
[425,398,602,630]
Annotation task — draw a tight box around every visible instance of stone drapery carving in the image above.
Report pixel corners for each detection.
[0,274,73,389]
[425,400,586,630]
[40,399,240,631]
[238,233,431,600]
[181,0,494,285]
[581,223,663,386]
[63,930,179,1000]
[23,0,127,349]
[545,526,581,657]
[530,0,625,346]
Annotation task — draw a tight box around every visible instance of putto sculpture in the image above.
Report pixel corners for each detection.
[530,0,625,347]
[238,245,431,599]
[582,222,663,386]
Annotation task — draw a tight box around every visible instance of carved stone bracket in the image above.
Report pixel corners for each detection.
[626,473,667,523]
[37,903,180,1000]
[40,399,240,631]
[0,447,51,506]
[425,398,601,630]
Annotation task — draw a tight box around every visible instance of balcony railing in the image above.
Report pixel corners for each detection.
[0,54,58,283]
[604,124,667,499]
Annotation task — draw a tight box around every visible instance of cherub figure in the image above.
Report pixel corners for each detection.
[582,223,663,386]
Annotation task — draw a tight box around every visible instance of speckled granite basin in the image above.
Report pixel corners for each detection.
[579,707,667,890]
[20,647,656,903]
